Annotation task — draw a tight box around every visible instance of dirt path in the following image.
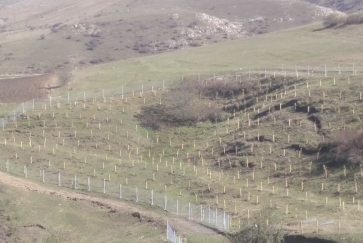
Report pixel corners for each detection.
[0,171,223,239]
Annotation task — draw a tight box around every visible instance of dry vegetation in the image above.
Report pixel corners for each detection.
[323,11,363,27]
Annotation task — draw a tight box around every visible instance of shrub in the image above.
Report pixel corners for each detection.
[136,80,226,129]
[346,12,363,25]
[334,129,363,166]
[323,13,347,27]
[229,208,285,243]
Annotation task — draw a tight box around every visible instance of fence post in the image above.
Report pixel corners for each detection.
[102,89,105,99]
[151,190,153,205]
[2,118,4,131]
[166,221,169,239]
[200,205,203,221]
[223,211,226,230]
[87,177,90,191]
[5,160,9,172]
[67,93,70,104]
[164,195,167,211]
[49,96,52,107]
[136,188,139,202]
[22,103,24,114]
[188,202,191,220]
[58,172,61,186]
[163,80,165,91]
[83,92,86,102]
[216,208,218,227]
[32,99,35,110]
[42,169,45,182]
[103,179,106,193]
[177,200,179,216]
[119,184,122,199]
[209,206,211,224]
[74,175,77,189]
[121,87,124,100]
[24,165,27,178]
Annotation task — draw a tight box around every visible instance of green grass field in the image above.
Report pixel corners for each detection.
[0,183,165,243]
[69,23,363,96]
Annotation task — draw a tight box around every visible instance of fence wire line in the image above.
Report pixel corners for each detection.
[2,162,230,233]
[167,221,183,243]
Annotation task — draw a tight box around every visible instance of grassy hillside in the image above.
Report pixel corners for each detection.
[0,0,340,75]
[1,70,363,242]
[303,0,363,13]
[0,183,164,242]
[68,22,363,96]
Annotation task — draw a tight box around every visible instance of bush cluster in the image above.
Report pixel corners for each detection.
[333,129,363,166]
[323,11,363,28]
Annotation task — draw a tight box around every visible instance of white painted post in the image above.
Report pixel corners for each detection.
[74,175,77,189]
[208,206,211,224]
[83,92,86,102]
[200,205,203,221]
[103,179,106,193]
[215,208,218,227]
[22,103,24,114]
[102,89,105,99]
[176,200,179,215]
[32,99,35,110]
[67,93,70,104]
[24,165,27,178]
[49,96,52,107]
[121,87,124,100]
[166,221,169,239]
[2,118,4,131]
[119,184,122,199]
[338,64,341,75]
[87,177,90,191]
[151,190,154,205]
[164,195,167,210]
[188,202,191,219]
[42,169,45,182]
[223,211,226,230]
[58,172,61,187]
[136,188,139,202]
[6,160,9,172]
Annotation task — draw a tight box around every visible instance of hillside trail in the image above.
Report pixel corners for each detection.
[0,171,224,239]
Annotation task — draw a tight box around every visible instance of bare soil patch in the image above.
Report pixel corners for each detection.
[0,74,58,103]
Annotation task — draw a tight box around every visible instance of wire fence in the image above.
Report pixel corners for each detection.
[167,221,183,243]
[1,160,230,233]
